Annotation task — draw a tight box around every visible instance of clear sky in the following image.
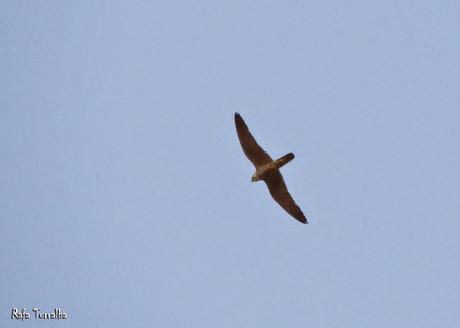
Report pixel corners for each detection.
[1,1,459,327]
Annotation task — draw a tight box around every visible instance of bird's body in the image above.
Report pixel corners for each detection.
[252,153,294,182]
[234,113,308,224]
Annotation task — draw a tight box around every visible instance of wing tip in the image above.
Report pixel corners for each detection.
[295,208,308,224]
[234,112,243,123]
[234,112,248,128]
[298,215,308,224]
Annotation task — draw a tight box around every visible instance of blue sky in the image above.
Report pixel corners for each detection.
[1,1,459,327]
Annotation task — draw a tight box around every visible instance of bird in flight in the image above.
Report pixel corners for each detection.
[234,113,307,224]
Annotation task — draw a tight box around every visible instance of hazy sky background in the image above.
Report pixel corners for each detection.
[1,1,459,327]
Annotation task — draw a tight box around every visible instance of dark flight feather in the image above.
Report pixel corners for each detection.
[234,113,273,167]
[265,171,307,224]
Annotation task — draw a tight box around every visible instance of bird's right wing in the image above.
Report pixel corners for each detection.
[234,113,273,167]
[265,171,307,224]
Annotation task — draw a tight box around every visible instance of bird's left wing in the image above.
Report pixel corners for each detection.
[265,171,307,224]
[234,113,273,167]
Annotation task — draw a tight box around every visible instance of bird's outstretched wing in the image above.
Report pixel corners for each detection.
[265,171,307,224]
[234,113,272,167]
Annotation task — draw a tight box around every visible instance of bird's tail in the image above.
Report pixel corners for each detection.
[274,153,295,169]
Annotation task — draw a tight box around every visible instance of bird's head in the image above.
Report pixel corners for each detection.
[251,174,260,182]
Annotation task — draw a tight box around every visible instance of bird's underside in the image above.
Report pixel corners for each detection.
[234,112,307,224]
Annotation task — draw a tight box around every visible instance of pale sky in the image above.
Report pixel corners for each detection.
[1,1,459,327]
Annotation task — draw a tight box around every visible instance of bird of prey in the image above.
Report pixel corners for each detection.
[234,113,307,224]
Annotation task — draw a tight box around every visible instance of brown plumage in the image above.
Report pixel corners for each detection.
[234,112,307,224]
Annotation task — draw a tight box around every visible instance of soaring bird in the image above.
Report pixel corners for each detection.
[234,113,307,224]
